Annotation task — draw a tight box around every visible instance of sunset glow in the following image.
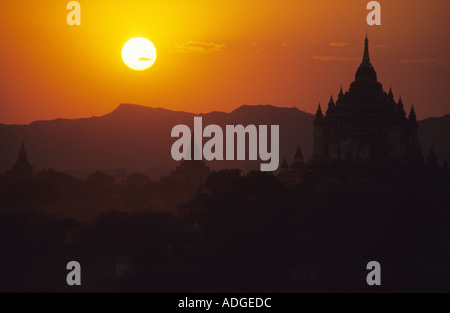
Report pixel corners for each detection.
[0,0,449,124]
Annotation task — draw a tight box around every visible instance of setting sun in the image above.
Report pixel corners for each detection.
[122,38,157,71]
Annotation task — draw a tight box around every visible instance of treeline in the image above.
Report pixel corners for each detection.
[0,162,449,292]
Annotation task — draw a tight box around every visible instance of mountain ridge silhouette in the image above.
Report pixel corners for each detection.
[0,104,448,177]
[0,104,313,177]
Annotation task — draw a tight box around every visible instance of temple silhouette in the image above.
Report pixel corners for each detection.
[6,141,33,180]
[312,36,423,164]
[278,145,306,184]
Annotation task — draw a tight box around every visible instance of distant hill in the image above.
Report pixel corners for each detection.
[0,104,314,178]
[1,104,448,178]
[419,114,450,165]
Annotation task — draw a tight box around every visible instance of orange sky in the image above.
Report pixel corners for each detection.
[0,0,449,124]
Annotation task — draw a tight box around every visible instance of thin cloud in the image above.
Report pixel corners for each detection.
[312,55,360,62]
[173,41,227,54]
[400,58,450,67]
[329,42,351,47]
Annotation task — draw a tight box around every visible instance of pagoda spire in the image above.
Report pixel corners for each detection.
[280,157,289,172]
[294,145,304,161]
[18,140,28,163]
[409,105,417,122]
[362,34,370,65]
[12,140,33,179]
[398,96,404,107]
[315,103,323,117]
[314,103,324,124]
[355,35,377,82]
[397,96,405,116]
[387,86,395,104]
[327,94,335,113]
[337,86,344,105]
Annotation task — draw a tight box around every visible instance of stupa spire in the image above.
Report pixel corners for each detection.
[363,34,370,65]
